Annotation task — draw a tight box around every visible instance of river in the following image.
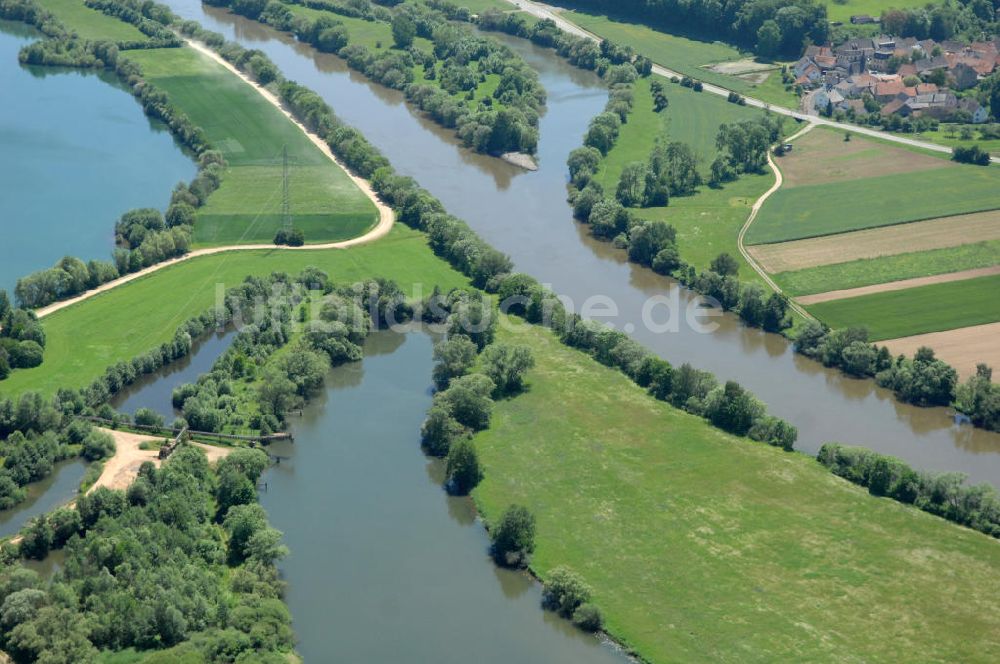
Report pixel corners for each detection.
[156,0,1000,485]
[0,20,196,293]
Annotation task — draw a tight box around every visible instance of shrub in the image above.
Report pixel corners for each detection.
[481,343,534,395]
[542,566,592,618]
[572,603,604,632]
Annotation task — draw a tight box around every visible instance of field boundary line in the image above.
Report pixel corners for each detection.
[795,265,1000,305]
[737,123,815,320]
[33,40,396,321]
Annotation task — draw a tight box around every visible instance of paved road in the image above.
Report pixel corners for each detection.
[508,0,1000,163]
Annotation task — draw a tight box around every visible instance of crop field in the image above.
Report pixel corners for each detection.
[749,165,1000,244]
[774,239,1000,296]
[37,0,147,42]
[126,47,377,245]
[552,5,798,107]
[881,322,1000,381]
[806,273,1000,340]
[774,126,949,188]
[473,321,1000,663]
[0,226,469,397]
[748,210,1000,273]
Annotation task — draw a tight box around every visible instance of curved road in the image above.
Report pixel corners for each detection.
[508,0,1000,163]
[35,40,396,320]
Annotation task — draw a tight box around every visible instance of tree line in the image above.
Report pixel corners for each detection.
[795,322,1000,432]
[208,0,546,156]
[819,442,1000,539]
[539,0,828,59]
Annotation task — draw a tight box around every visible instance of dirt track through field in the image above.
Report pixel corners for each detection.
[748,210,1000,273]
[796,265,1000,305]
[881,323,1000,380]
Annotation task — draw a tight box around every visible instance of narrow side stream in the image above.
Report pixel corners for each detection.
[260,331,630,663]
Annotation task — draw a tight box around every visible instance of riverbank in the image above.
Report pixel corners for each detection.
[473,321,1000,662]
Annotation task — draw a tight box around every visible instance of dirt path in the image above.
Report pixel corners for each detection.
[736,123,816,320]
[34,40,395,321]
[795,265,1000,305]
[506,1,999,163]
[881,323,1000,380]
[90,428,233,493]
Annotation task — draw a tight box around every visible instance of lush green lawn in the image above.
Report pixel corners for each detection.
[590,75,772,282]
[559,7,798,107]
[0,226,469,397]
[750,165,1000,244]
[473,321,1000,662]
[37,0,147,42]
[776,239,1000,296]
[126,47,377,245]
[807,273,1000,340]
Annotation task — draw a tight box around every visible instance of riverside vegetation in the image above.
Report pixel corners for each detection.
[4,2,1000,662]
[207,0,547,157]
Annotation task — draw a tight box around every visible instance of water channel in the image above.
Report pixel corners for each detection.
[158,0,1000,484]
[0,20,196,293]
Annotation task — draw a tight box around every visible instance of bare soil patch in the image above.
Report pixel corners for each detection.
[775,127,950,188]
[93,428,233,493]
[796,265,1000,305]
[881,322,1000,380]
[706,59,776,75]
[749,210,1000,273]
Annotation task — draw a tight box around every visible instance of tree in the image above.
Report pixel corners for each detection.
[134,407,164,430]
[616,162,648,207]
[445,439,483,495]
[432,335,478,389]
[438,374,495,430]
[490,504,535,568]
[81,430,115,461]
[572,603,604,632]
[421,405,467,457]
[756,20,782,58]
[19,517,53,560]
[391,14,417,49]
[481,344,535,395]
[710,252,739,277]
[704,381,764,436]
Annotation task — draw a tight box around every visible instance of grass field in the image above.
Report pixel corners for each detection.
[589,75,772,281]
[907,123,1000,157]
[0,226,469,397]
[553,6,798,107]
[775,239,1000,295]
[821,0,940,24]
[38,0,147,42]
[286,3,432,52]
[807,273,1000,340]
[749,164,1000,244]
[472,321,1000,662]
[126,47,377,246]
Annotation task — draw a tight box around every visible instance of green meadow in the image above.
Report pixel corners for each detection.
[126,47,378,246]
[38,0,147,42]
[473,321,1000,662]
[0,226,469,397]
[557,6,797,107]
[775,239,1000,296]
[750,165,1000,244]
[821,0,938,24]
[807,273,1000,340]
